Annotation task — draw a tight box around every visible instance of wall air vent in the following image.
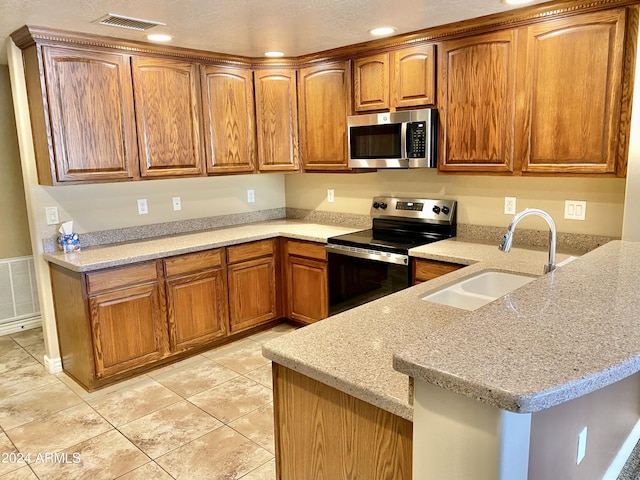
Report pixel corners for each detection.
[94,13,165,31]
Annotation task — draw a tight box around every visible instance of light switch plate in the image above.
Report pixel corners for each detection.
[328,189,335,203]
[564,200,586,220]
[45,206,59,225]
[172,196,181,211]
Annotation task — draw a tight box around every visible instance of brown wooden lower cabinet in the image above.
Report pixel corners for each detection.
[227,239,280,333]
[412,258,464,284]
[282,239,328,324]
[49,238,335,391]
[49,242,284,391]
[50,261,169,388]
[89,281,167,378]
[273,364,413,480]
[164,249,229,352]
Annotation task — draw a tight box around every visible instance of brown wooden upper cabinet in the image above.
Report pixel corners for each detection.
[254,69,300,172]
[438,30,518,173]
[200,65,257,174]
[353,44,435,112]
[131,57,205,178]
[298,61,352,171]
[27,45,139,184]
[516,9,627,175]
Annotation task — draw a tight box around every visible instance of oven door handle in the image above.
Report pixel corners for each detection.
[325,244,409,266]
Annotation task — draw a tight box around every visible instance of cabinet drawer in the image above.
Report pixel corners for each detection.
[286,239,326,261]
[227,239,275,264]
[86,262,158,294]
[413,259,463,283]
[164,249,223,277]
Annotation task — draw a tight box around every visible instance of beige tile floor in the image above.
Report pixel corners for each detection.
[0,323,297,480]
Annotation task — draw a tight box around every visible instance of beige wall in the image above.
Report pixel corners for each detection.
[0,65,30,259]
[36,173,286,240]
[286,170,626,237]
[622,26,640,241]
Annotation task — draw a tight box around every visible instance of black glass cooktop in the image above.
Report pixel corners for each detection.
[327,229,445,254]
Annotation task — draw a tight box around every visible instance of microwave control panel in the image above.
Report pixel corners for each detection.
[406,122,427,158]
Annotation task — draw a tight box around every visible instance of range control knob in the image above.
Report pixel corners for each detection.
[373,202,380,209]
[432,205,441,214]
[380,202,388,210]
[441,206,450,215]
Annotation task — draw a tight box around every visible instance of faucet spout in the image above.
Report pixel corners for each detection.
[498,208,557,274]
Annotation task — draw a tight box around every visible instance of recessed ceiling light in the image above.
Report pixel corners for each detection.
[501,0,534,4]
[146,33,173,42]
[369,27,396,36]
[265,51,285,58]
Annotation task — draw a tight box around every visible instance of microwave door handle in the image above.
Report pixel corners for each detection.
[400,122,408,159]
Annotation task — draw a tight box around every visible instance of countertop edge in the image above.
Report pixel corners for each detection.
[263,345,414,422]
[393,352,640,413]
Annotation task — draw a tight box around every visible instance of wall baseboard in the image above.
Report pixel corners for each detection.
[44,354,62,374]
[0,315,41,336]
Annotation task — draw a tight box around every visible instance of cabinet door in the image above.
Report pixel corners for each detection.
[89,283,166,378]
[132,57,204,177]
[41,46,138,183]
[285,254,328,324]
[392,45,436,108]
[518,9,626,175]
[165,269,228,352]
[353,53,390,112]
[412,259,463,284]
[228,256,278,333]
[201,65,256,174]
[299,61,352,171]
[254,69,300,171]
[438,30,518,173]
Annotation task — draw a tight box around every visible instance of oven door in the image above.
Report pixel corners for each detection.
[326,246,410,316]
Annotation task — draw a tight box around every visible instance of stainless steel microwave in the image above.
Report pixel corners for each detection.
[347,108,437,168]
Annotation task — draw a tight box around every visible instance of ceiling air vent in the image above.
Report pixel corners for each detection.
[94,13,165,31]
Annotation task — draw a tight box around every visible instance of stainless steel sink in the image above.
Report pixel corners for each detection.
[422,270,536,311]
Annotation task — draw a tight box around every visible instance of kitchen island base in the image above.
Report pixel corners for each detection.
[413,372,640,480]
[273,364,412,480]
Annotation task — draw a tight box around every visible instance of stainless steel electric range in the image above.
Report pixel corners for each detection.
[326,196,457,315]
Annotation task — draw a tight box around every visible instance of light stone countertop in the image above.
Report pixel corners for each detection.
[43,220,361,272]
[394,240,640,414]
[263,238,575,421]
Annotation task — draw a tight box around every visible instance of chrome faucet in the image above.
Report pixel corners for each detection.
[499,208,557,274]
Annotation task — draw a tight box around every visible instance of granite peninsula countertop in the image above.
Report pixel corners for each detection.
[395,240,640,414]
[43,220,361,272]
[263,239,577,421]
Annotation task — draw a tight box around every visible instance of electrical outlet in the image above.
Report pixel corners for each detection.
[137,199,148,215]
[577,427,587,465]
[564,200,586,220]
[327,189,335,203]
[45,206,59,225]
[504,197,516,215]
[247,189,255,203]
[172,196,181,211]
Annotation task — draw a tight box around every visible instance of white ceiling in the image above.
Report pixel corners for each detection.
[0,0,551,64]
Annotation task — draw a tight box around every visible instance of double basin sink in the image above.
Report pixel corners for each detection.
[422,270,536,311]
